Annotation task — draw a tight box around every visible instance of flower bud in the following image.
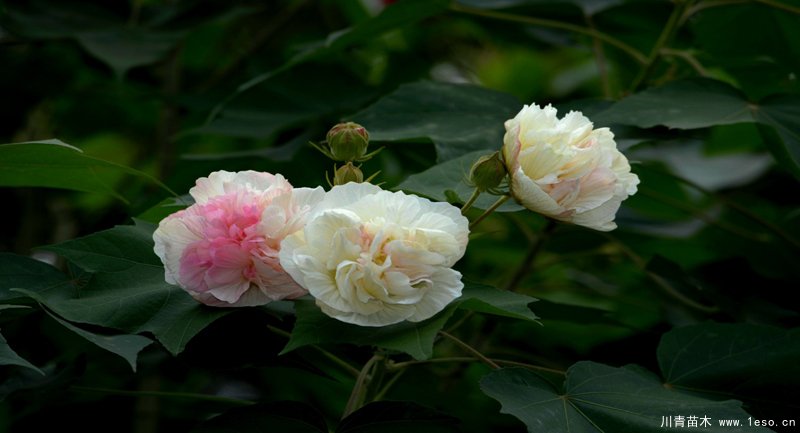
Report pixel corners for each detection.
[469,151,507,192]
[332,162,364,185]
[326,122,370,162]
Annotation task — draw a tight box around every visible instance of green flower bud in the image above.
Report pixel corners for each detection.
[332,162,364,185]
[326,122,370,162]
[469,151,507,192]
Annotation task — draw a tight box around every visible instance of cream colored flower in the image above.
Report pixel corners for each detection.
[503,104,639,231]
[279,183,469,326]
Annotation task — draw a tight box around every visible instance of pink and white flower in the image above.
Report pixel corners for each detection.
[503,104,639,231]
[153,171,324,307]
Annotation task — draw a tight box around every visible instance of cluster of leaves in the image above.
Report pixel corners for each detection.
[1,0,799,432]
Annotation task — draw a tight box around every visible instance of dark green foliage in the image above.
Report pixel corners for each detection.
[1,0,797,432]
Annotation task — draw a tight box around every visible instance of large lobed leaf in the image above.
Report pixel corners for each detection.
[481,322,799,432]
[22,224,230,355]
[13,290,154,372]
[481,363,771,433]
[593,78,800,180]
[659,322,800,404]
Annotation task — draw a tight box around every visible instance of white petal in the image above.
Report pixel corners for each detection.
[509,167,565,217]
[570,195,623,231]
[407,268,463,322]
[317,299,414,327]
[312,182,382,218]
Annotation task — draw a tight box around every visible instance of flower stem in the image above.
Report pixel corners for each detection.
[585,13,612,98]
[266,325,361,377]
[505,219,557,292]
[469,195,511,230]
[629,0,691,92]
[343,353,384,418]
[438,331,500,369]
[461,188,481,215]
[756,0,800,14]
[373,369,406,401]
[449,3,648,65]
[604,234,719,313]
[388,356,566,375]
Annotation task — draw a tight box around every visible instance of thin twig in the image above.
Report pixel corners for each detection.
[585,13,611,98]
[266,325,361,377]
[200,0,309,91]
[756,0,800,14]
[373,369,407,401]
[630,1,690,92]
[505,219,557,292]
[449,3,648,65]
[343,353,383,418]
[388,356,566,375]
[438,331,500,369]
[634,162,800,251]
[604,234,719,313]
[469,195,511,230]
[661,48,709,76]
[461,188,481,215]
[637,187,770,243]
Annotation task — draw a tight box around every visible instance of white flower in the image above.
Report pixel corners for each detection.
[279,183,469,326]
[502,104,639,231]
[153,170,324,307]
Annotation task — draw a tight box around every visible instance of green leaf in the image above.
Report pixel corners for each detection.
[659,323,800,400]
[76,29,182,78]
[532,299,621,326]
[135,196,190,224]
[337,401,460,433]
[593,78,800,180]
[0,139,175,203]
[396,150,522,212]
[0,332,44,375]
[13,289,153,372]
[0,253,70,302]
[191,401,328,433]
[753,95,800,180]
[352,81,521,161]
[282,300,456,360]
[458,281,538,321]
[594,79,753,129]
[480,363,771,433]
[35,224,230,355]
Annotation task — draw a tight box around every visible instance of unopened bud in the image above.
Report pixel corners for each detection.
[326,122,370,162]
[333,162,364,185]
[469,151,507,192]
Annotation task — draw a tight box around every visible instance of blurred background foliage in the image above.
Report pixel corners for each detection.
[1,0,799,431]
